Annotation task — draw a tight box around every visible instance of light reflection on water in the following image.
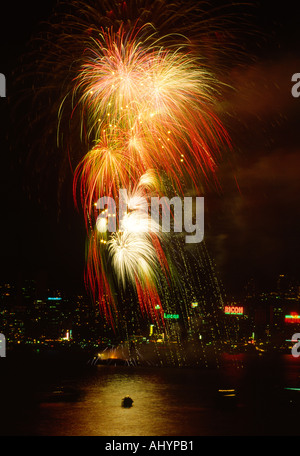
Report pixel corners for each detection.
[35,366,218,436]
[2,353,300,436]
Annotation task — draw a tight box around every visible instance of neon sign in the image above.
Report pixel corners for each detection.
[164,313,179,320]
[285,313,300,323]
[224,306,244,315]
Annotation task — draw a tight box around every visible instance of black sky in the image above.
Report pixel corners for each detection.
[0,1,300,296]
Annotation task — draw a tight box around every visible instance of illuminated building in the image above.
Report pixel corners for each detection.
[277,274,289,296]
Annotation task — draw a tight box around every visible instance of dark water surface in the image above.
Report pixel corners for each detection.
[1,351,300,436]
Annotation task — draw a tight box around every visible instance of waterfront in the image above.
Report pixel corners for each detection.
[1,351,300,436]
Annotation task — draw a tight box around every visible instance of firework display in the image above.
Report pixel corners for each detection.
[23,0,237,345]
[57,8,230,329]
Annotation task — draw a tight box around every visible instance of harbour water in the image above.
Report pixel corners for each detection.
[1,351,300,436]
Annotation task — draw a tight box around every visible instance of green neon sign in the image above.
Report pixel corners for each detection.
[164,313,179,320]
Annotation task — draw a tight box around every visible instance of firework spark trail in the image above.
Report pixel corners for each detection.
[86,168,170,325]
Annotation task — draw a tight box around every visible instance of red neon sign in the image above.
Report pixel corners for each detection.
[285,313,300,323]
[224,306,244,315]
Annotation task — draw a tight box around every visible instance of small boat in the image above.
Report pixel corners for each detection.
[122,396,134,408]
[36,385,81,403]
[216,388,238,409]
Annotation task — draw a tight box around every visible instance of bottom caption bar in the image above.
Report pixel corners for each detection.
[103,438,195,453]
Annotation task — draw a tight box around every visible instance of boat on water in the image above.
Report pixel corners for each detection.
[122,396,134,408]
[36,385,81,403]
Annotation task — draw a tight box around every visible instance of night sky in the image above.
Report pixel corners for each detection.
[0,1,299,296]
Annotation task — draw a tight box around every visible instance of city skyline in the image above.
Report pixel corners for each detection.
[2,270,300,359]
